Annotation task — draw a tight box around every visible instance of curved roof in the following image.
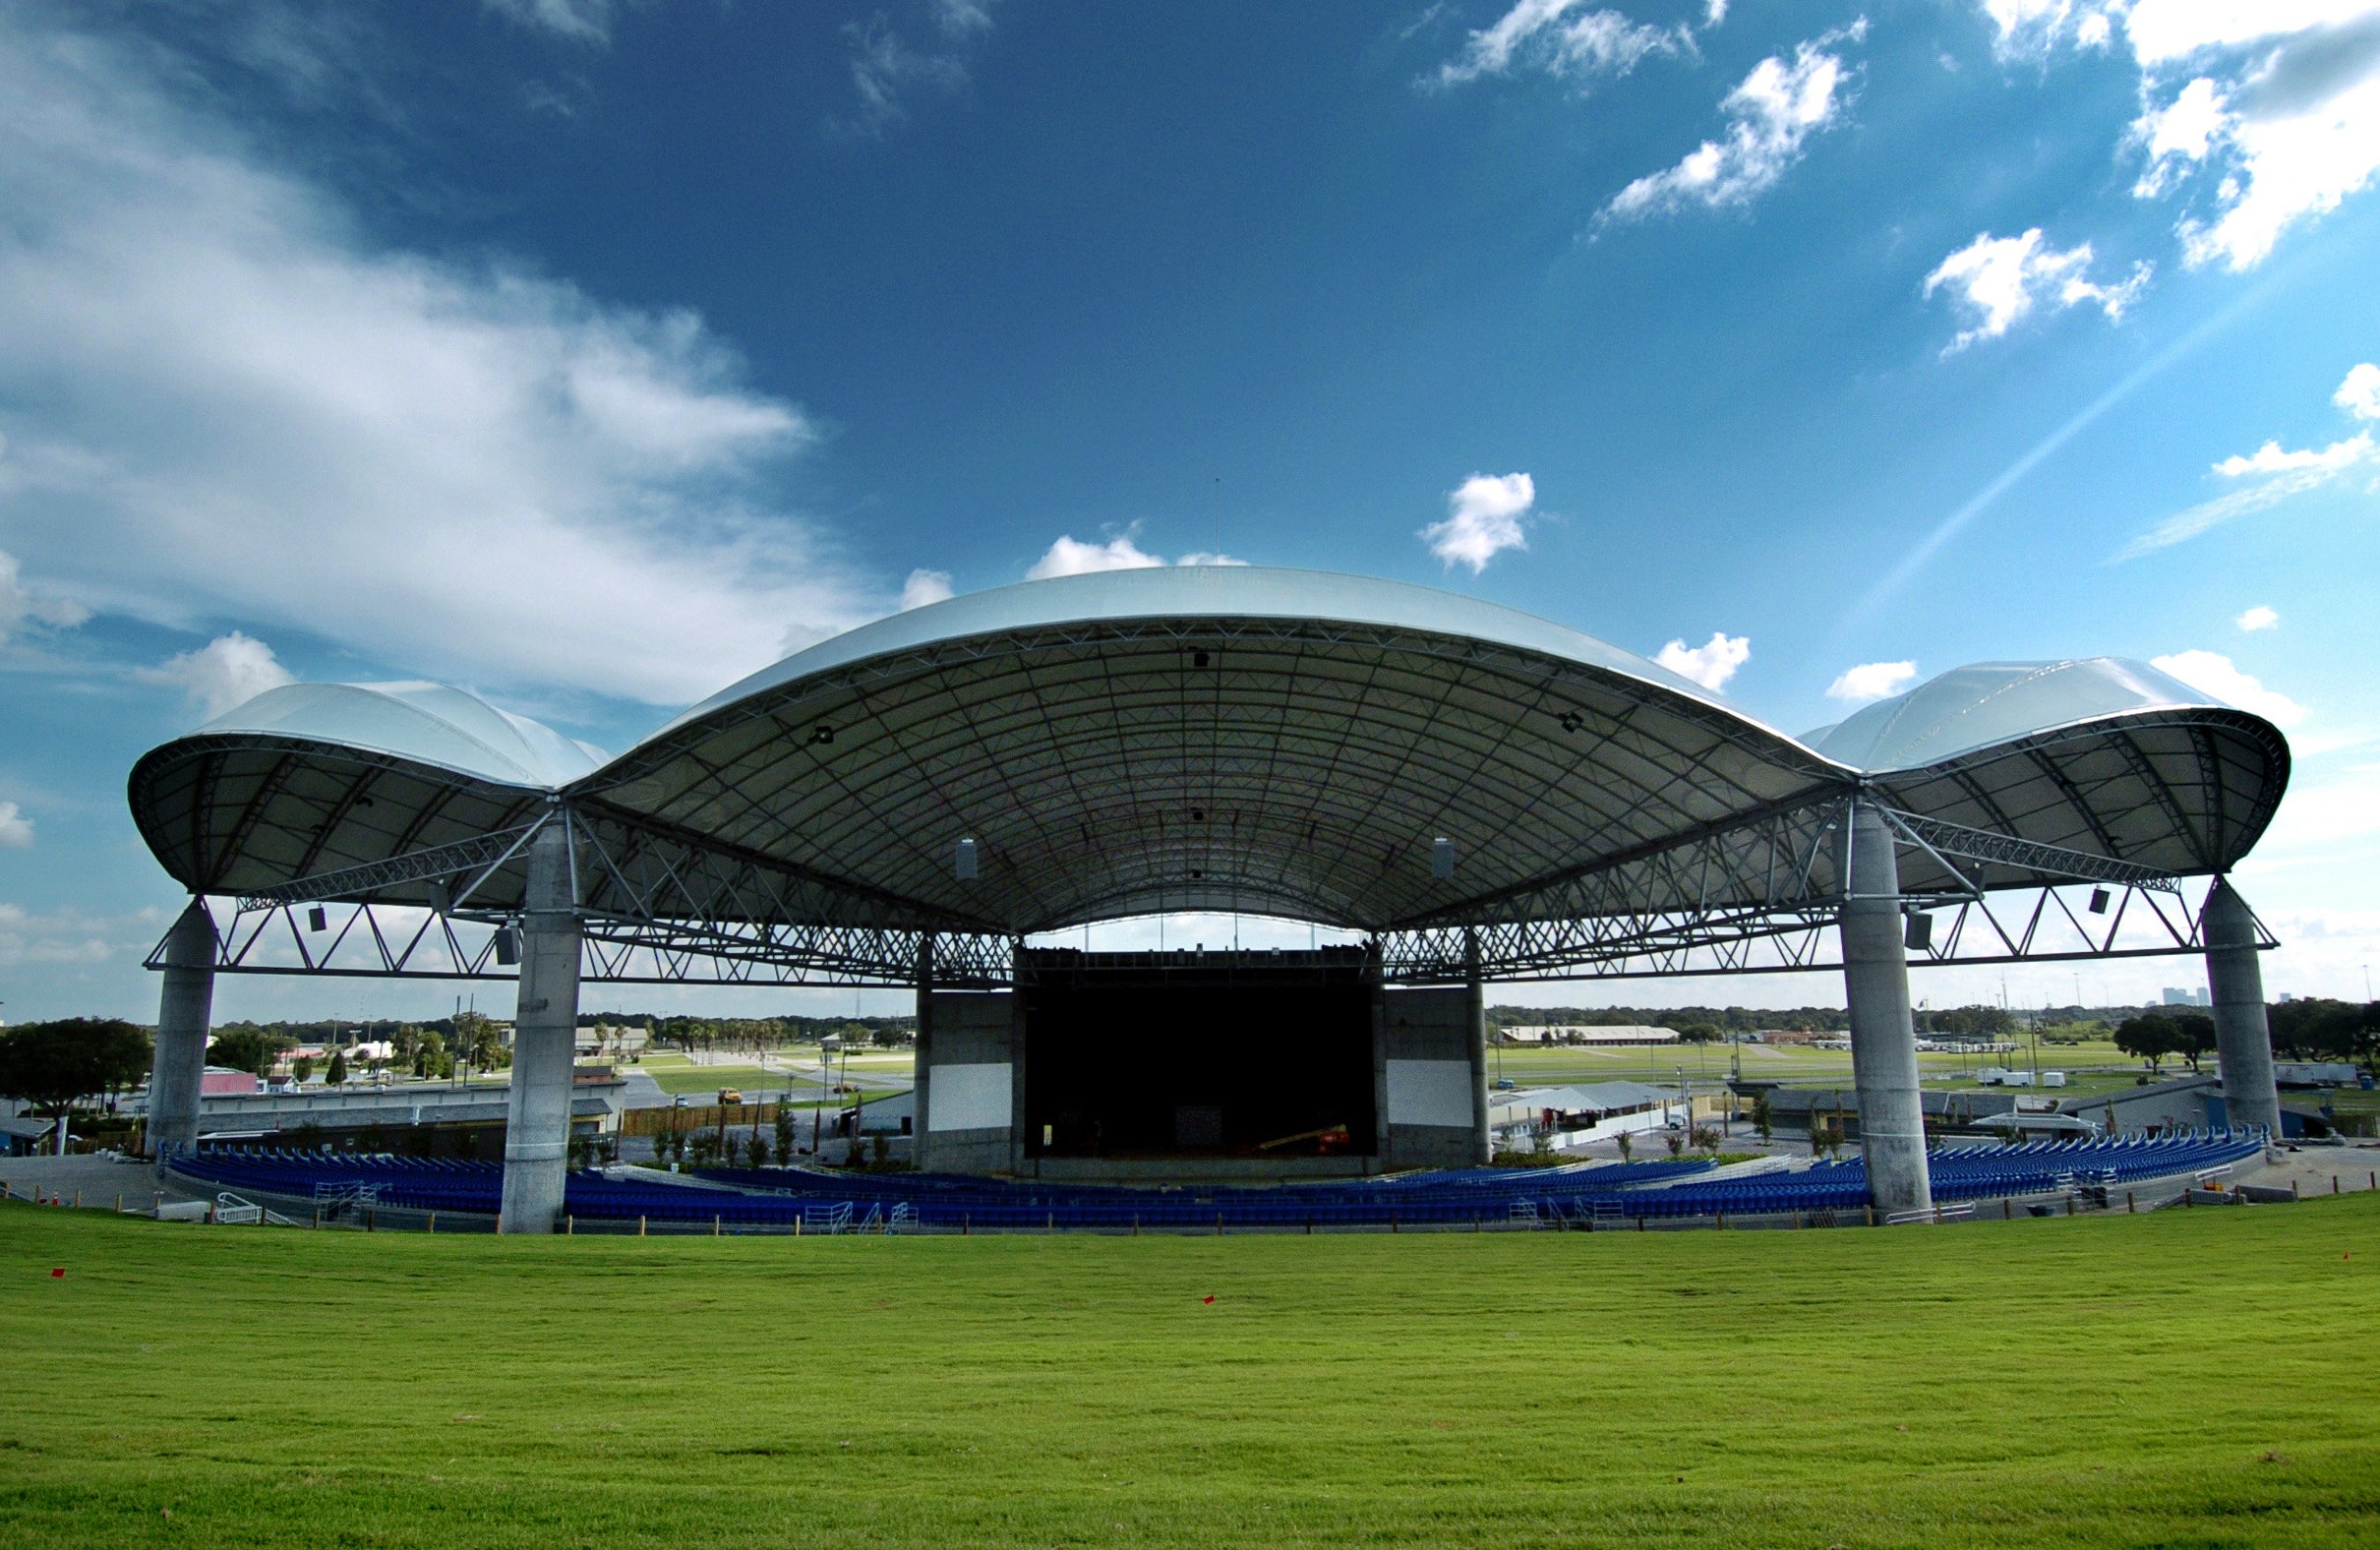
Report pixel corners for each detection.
[1806,659,2230,771]
[126,566,2290,929]
[197,682,607,788]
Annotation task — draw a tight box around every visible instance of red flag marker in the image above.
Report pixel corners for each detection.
[49,1268,65,1279]
[1202,1294,1215,1304]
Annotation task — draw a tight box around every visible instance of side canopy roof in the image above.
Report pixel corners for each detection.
[128,567,2288,931]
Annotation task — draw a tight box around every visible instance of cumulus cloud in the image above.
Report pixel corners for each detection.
[2236,604,2281,631]
[2336,361,2380,419]
[2118,3,2380,269]
[0,802,31,848]
[1420,472,1535,572]
[899,568,956,610]
[134,632,298,721]
[2212,433,2374,476]
[1655,630,1750,690]
[0,550,89,645]
[1025,536,1244,580]
[1598,27,1865,221]
[1434,1,1690,89]
[837,0,997,138]
[1826,660,1918,701]
[0,9,873,706]
[1923,229,2152,353]
[2131,76,2231,196]
[2150,648,2307,726]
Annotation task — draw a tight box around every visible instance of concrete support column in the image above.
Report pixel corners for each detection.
[2204,877,2282,1137]
[1839,800,1933,1218]
[1463,927,1491,1166]
[149,900,215,1171]
[499,820,580,1234]
[913,935,935,1171]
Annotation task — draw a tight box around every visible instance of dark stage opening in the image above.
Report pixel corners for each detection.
[1019,947,1375,1160]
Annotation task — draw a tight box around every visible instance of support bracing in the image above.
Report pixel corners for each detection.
[2203,876,2282,1137]
[499,820,580,1234]
[1840,800,1933,1218]
[149,900,215,1170]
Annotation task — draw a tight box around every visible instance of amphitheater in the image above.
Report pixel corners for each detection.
[124,566,2293,1231]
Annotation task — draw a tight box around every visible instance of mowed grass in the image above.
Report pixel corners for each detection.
[4,1200,2378,1548]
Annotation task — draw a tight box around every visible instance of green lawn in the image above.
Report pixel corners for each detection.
[5,1197,2379,1546]
[1485,1039,2175,1096]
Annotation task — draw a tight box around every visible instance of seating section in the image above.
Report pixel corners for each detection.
[172,1129,2267,1229]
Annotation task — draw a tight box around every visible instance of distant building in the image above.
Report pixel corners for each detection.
[200,1065,262,1097]
[2161,987,2210,1007]
[1498,1024,1680,1046]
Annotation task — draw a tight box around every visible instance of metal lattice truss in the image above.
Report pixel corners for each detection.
[153,792,2263,987]
[127,570,2291,988]
[1377,796,2254,983]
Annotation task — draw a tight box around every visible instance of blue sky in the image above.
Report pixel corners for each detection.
[3,0,2377,1021]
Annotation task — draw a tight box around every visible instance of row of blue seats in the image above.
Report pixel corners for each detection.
[179,1130,2266,1226]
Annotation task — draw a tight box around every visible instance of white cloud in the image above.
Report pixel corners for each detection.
[2131,77,2230,195]
[1702,0,1729,27]
[0,901,160,969]
[2122,2,2380,68]
[0,10,875,706]
[1983,1,2122,57]
[2127,368,2380,554]
[899,568,956,610]
[1024,536,1247,579]
[0,550,89,645]
[2123,450,2375,554]
[1655,630,1750,690]
[0,802,31,848]
[2235,604,2281,630]
[1435,1,1690,88]
[2150,648,2308,725]
[1420,472,1534,572]
[2336,361,2380,419]
[134,632,298,721]
[2212,433,2374,476]
[1027,535,1166,579]
[1599,28,1865,221]
[1826,660,1918,701]
[2119,4,2380,269]
[483,0,618,45]
[837,2,996,138]
[1923,229,2152,353]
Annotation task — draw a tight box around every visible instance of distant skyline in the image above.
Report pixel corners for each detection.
[4,0,2377,1021]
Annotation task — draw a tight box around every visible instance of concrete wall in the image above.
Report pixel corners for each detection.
[1376,986,1486,1169]
[917,989,1019,1174]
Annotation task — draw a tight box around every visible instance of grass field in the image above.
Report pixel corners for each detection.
[5,1198,2379,1546]
[1485,1038,2157,1093]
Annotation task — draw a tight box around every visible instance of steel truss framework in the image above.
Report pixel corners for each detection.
[152,794,2270,987]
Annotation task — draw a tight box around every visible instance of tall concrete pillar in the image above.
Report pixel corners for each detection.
[149,900,215,1170]
[499,820,580,1234]
[1463,927,1491,1165]
[2204,877,2282,1137]
[913,935,935,1171]
[1839,800,1933,1217]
